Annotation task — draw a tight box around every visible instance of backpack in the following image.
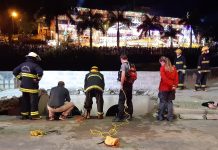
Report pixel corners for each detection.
[126,63,137,84]
[117,62,137,84]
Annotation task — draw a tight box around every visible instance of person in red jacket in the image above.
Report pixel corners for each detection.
[157,56,178,121]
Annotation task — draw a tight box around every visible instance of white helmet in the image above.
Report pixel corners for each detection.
[26,52,41,61]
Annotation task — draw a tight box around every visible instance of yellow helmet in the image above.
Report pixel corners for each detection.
[201,46,209,52]
[91,66,98,70]
[175,49,182,54]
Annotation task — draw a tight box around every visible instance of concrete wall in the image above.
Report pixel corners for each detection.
[0,71,160,91]
[1,69,217,116]
[1,68,218,91]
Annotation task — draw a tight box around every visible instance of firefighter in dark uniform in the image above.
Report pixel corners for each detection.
[174,49,187,90]
[195,46,210,91]
[13,52,43,120]
[84,66,105,119]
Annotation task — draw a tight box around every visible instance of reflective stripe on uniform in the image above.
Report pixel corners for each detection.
[176,61,183,64]
[183,65,187,68]
[178,84,184,86]
[97,112,104,115]
[197,66,201,69]
[200,70,211,72]
[195,84,200,87]
[16,75,21,79]
[201,85,206,87]
[21,73,37,78]
[20,88,39,93]
[87,74,102,80]
[31,111,39,116]
[202,61,210,64]
[84,85,103,92]
[178,69,185,72]
[21,112,29,115]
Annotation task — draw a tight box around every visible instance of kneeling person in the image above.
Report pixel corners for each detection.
[84,66,105,119]
[47,81,74,120]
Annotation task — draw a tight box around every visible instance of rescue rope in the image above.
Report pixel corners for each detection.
[90,89,130,142]
[30,129,61,136]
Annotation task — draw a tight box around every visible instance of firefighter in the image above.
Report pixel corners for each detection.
[174,49,187,90]
[84,66,105,119]
[195,46,210,91]
[13,52,43,120]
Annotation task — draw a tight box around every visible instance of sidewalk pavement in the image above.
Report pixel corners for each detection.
[0,79,218,150]
[1,115,218,150]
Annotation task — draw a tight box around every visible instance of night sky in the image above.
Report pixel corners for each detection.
[0,0,217,17]
[0,0,217,29]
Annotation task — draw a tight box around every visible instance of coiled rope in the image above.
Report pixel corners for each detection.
[90,89,130,139]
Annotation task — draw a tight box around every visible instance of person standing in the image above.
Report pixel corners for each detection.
[13,52,43,120]
[174,48,187,90]
[113,54,134,122]
[47,81,74,121]
[84,66,105,119]
[195,46,210,91]
[157,56,178,121]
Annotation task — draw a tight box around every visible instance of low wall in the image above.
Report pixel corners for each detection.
[0,69,217,116]
[1,68,218,92]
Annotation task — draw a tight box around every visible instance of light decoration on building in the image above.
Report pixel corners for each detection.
[45,7,202,48]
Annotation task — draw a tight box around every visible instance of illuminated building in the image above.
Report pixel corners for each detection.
[40,7,202,48]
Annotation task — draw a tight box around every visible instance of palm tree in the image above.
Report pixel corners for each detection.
[107,11,131,49]
[137,14,164,38]
[179,11,202,48]
[35,0,76,46]
[76,9,105,48]
[162,25,182,47]
[137,14,164,46]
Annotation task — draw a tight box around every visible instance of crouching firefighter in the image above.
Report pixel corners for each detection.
[195,46,210,91]
[83,66,105,119]
[13,52,43,120]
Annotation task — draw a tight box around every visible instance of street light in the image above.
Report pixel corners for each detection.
[11,11,18,34]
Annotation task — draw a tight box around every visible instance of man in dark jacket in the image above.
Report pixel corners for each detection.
[13,52,43,120]
[84,66,105,119]
[47,81,74,121]
[195,46,210,91]
[174,49,187,90]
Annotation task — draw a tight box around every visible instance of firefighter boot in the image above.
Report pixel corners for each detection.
[84,110,91,119]
[98,113,104,119]
[20,115,29,120]
[202,87,207,92]
[194,87,199,92]
[30,115,42,120]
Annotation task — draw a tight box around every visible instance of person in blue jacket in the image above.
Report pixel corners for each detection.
[13,52,43,120]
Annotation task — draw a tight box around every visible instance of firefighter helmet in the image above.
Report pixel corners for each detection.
[201,46,209,53]
[175,49,182,54]
[91,66,98,70]
[26,52,41,61]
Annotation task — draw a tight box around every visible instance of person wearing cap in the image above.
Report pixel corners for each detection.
[47,81,74,121]
[83,66,105,119]
[174,48,187,90]
[195,46,210,91]
[13,52,43,120]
